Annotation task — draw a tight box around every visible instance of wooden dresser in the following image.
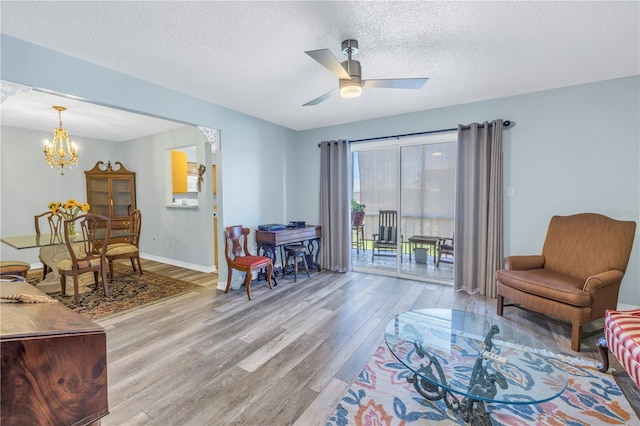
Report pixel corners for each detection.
[0,282,108,425]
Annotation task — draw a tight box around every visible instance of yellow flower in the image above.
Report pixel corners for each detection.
[48,199,90,219]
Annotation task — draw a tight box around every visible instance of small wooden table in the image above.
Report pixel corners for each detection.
[408,235,442,263]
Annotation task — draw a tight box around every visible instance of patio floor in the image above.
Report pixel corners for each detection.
[351,245,454,284]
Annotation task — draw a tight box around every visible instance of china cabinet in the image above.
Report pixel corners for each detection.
[85,161,136,232]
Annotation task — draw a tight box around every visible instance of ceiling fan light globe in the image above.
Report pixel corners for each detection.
[340,80,362,98]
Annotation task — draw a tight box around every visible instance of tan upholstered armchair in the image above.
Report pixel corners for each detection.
[497,213,636,352]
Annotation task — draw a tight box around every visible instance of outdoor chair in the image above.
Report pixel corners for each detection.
[436,236,454,266]
[372,210,402,261]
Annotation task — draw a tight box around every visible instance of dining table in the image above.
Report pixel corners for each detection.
[1,230,136,284]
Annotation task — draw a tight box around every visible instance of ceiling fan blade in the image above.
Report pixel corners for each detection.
[303,89,337,106]
[363,78,429,89]
[305,49,351,80]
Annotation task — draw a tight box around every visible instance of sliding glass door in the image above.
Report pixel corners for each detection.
[352,148,398,273]
[351,132,456,284]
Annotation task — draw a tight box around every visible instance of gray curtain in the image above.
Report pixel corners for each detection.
[319,140,351,272]
[454,120,504,297]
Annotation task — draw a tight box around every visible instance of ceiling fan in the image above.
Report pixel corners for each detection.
[303,39,429,106]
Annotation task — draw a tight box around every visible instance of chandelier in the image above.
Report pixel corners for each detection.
[43,106,78,175]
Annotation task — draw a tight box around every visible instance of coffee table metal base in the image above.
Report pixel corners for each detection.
[405,327,507,425]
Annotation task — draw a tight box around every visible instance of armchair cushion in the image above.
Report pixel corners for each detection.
[496,269,590,307]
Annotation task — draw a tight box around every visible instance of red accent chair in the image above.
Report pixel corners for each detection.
[224,225,273,300]
[598,309,640,388]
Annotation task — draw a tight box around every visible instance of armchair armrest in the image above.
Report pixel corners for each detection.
[504,255,545,270]
[583,270,625,295]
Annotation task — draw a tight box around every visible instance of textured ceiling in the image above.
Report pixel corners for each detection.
[1,1,638,136]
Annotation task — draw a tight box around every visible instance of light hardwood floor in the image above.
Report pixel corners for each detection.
[98,259,635,425]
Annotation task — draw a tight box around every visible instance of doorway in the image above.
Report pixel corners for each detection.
[351,132,456,284]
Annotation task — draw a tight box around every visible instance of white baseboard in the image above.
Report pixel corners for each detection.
[140,253,217,274]
[617,303,640,311]
[35,252,226,289]
[31,257,219,275]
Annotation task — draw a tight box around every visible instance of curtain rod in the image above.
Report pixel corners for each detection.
[317,120,510,146]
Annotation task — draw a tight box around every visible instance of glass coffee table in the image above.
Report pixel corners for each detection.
[384,309,568,425]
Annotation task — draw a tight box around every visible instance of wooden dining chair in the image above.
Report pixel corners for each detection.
[34,211,63,280]
[224,225,273,300]
[106,208,143,278]
[56,214,111,303]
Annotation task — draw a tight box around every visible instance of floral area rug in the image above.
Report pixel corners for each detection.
[27,264,201,320]
[327,342,639,426]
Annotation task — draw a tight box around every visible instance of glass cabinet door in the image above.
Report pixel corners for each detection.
[112,177,133,218]
[88,177,110,217]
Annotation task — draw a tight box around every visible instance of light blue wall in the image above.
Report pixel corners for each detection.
[291,76,640,306]
[122,126,214,268]
[1,35,297,286]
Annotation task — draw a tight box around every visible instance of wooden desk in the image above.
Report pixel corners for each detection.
[255,226,322,272]
[0,282,109,425]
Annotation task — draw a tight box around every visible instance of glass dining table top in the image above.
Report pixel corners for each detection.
[384,309,569,405]
[0,230,135,250]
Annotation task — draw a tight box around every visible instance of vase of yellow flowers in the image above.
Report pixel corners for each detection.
[48,199,91,236]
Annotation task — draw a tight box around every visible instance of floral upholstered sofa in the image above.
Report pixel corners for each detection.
[598,308,640,388]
